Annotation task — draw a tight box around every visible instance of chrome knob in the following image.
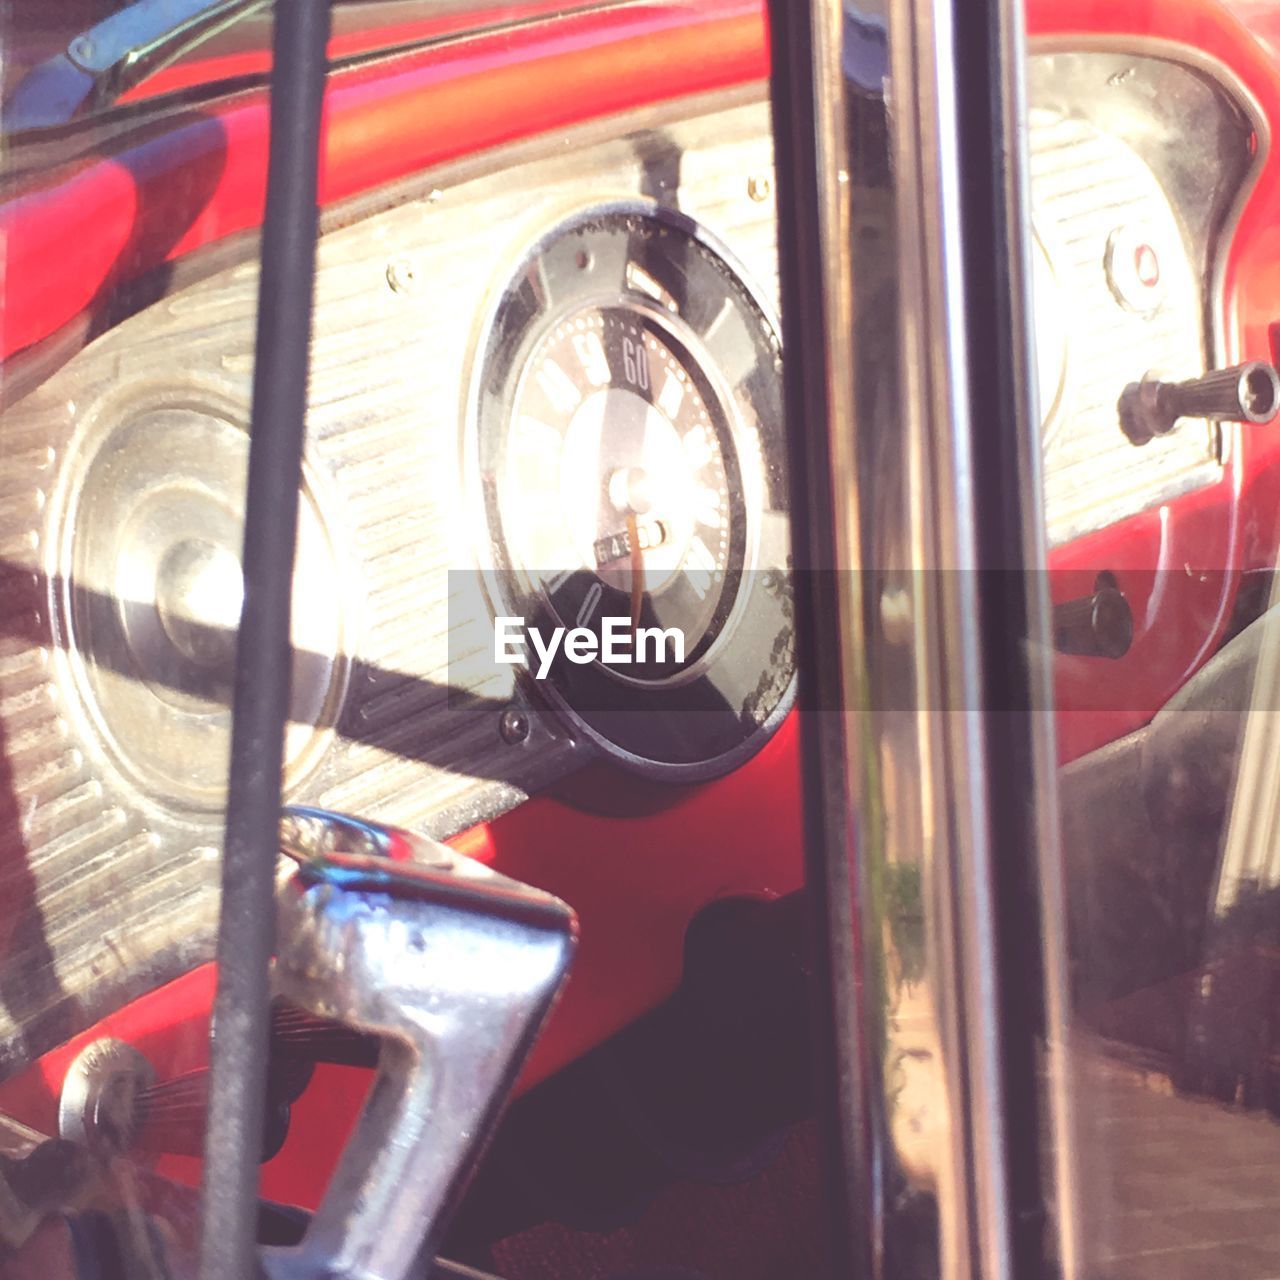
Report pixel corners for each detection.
[1052,574,1133,660]
[1119,361,1280,446]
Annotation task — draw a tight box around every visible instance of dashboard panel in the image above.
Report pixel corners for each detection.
[1029,48,1259,545]
[0,88,782,1074]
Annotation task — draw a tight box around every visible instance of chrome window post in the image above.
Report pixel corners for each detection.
[768,0,1079,1276]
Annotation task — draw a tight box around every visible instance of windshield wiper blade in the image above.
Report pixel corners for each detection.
[5,0,269,133]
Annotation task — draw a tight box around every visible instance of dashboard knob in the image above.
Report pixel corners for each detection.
[1053,574,1133,659]
[1119,361,1280,445]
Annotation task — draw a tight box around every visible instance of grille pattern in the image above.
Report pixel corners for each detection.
[1030,107,1220,546]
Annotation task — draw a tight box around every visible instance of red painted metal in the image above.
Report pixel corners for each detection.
[115,3,607,104]
[0,2,765,361]
[4,0,1280,1216]
[0,712,804,1206]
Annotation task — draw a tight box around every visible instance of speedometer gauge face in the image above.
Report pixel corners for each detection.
[505,305,744,680]
[471,208,793,777]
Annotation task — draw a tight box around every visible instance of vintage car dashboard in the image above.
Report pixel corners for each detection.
[3,0,1280,1214]
[0,89,793,1076]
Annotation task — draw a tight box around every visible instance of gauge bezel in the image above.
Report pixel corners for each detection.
[466,201,794,781]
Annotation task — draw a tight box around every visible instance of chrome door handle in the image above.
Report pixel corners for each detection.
[261,807,576,1280]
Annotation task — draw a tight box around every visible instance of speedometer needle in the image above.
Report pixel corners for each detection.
[626,512,645,630]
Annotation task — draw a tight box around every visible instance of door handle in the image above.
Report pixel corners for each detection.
[260,807,576,1280]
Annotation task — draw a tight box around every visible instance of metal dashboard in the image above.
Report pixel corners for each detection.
[0,43,1265,1072]
[0,88,782,1070]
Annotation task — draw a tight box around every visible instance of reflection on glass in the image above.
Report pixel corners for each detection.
[1042,21,1280,1280]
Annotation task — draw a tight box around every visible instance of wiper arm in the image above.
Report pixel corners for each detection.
[5,0,270,132]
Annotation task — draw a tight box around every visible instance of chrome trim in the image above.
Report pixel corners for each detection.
[885,0,1013,1266]
[262,808,575,1280]
[772,0,1077,1274]
[1003,16,1083,1280]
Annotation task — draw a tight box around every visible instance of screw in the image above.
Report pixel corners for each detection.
[386,257,419,295]
[70,35,95,65]
[499,705,530,745]
[747,173,772,203]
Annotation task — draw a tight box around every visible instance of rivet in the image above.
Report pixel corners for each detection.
[386,257,419,295]
[499,705,530,745]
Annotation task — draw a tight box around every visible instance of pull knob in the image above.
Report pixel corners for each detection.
[1053,574,1133,659]
[1119,361,1280,445]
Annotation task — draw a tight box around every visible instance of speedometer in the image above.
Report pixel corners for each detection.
[470,207,793,778]
[504,303,744,679]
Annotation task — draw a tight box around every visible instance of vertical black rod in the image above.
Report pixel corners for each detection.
[200,4,331,1278]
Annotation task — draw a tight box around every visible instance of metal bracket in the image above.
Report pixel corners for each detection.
[261,807,576,1280]
[4,0,268,132]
